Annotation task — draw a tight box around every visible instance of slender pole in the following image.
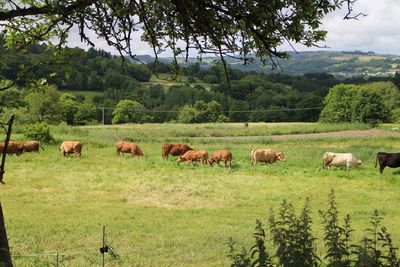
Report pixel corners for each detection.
[0,114,15,184]
[102,108,105,125]
[0,203,13,267]
[102,225,105,267]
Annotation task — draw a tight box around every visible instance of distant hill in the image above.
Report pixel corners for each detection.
[134,51,400,77]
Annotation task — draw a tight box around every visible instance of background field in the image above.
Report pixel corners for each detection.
[2,123,400,266]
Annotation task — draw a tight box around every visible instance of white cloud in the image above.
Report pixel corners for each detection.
[66,0,400,56]
[280,0,400,55]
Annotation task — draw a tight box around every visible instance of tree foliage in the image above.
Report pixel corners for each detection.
[0,0,361,66]
[178,100,227,123]
[112,99,149,124]
[319,82,397,124]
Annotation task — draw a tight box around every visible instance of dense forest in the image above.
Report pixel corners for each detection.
[1,39,400,125]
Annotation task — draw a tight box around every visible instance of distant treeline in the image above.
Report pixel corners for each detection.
[1,38,400,125]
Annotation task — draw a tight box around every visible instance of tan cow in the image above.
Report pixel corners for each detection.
[162,143,193,160]
[323,152,362,170]
[60,141,82,157]
[20,141,40,153]
[251,148,285,165]
[0,141,24,156]
[116,141,144,157]
[177,150,208,166]
[208,150,232,169]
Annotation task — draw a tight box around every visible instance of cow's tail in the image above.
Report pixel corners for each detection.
[375,155,378,168]
[40,145,45,151]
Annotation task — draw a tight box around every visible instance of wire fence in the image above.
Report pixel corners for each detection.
[11,225,119,267]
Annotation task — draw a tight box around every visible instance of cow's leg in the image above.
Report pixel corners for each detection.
[380,165,385,174]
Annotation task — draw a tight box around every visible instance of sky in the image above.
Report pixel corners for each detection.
[66,0,400,57]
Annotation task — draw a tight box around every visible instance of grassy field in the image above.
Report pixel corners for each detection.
[143,74,213,90]
[51,122,372,142]
[60,90,104,102]
[2,123,400,266]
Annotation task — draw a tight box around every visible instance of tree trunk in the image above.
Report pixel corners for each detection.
[0,114,15,184]
[0,203,13,266]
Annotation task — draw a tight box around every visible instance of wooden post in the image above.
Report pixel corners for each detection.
[0,203,13,267]
[102,225,105,267]
[0,114,15,184]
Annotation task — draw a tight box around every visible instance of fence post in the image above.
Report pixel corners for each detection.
[102,225,105,267]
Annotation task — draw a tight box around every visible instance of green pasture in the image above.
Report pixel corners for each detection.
[143,74,213,90]
[60,90,103,102]
[1,123,400,266]
[54,122,372,142]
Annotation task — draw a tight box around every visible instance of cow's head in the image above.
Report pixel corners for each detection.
[176,156,184,163]
[277,152,286,162]
[208,157,216,166]
[357,159,362,166]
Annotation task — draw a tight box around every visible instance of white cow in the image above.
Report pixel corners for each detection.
[322,152,362,170]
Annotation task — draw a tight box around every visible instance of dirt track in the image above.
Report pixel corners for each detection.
[194,129,400,141]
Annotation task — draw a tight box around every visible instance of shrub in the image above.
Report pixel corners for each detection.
[228,191,399,267]
[24,123,55,144]
[112,99,151,124]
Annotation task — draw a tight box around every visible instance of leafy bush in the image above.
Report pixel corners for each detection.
[112,99,151,124]
[228,190,399,267]
[177,100,227,123]
[24,123,55,144]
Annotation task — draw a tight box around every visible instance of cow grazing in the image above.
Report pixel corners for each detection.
[208,150,232,169]
[177,150,208,166]
[116,141,144,157]
[251,148,285,165]
[0,141,24,156]
[20,141,40,153]
[60,141,82,157]
[375,152,400,174]
[162,143,193,160]
[322,152,362,170]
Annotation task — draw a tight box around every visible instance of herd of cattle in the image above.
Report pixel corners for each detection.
[0,140,400,174]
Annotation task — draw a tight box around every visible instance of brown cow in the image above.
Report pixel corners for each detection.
[60,141,82,157]
[0,141,23,156]
[208,150,232,169]
[177,150,208,166]
[162,143,193,160]
[116,141,144,157]
[251,148,285,165]
[20,141,40,153]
